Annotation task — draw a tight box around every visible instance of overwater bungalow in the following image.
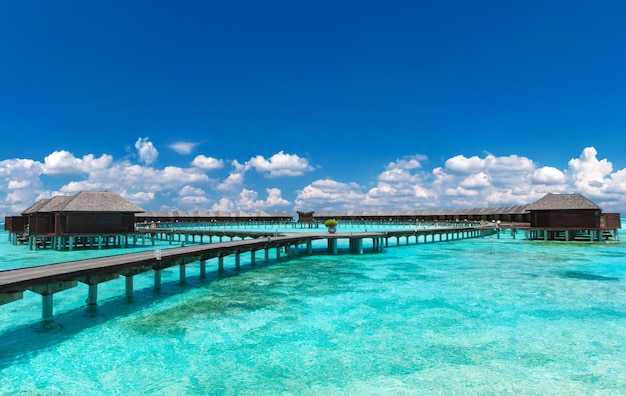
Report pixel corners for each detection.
[5,191,145,250]
[525,193,620,241]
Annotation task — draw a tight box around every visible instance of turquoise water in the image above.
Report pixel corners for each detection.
[1,224,626,395]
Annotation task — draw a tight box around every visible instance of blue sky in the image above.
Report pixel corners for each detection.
[1,1,625,218]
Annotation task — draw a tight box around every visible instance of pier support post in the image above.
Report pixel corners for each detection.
[42,294,53,322]
[350,237,363,254]
[200,260,206,278]
[265,247,270,263]
[154,269,162,290]
[218,255,224,272]
[328,238,338,255]
[28,281,78,322]
[125,275,134,297]
[275,246,281,260]
[235,252,241,269]
[179,264,186,284]
[87,284,97,305]
[250,251,256,266]
[77,273,120,305]
[307,240,313,255]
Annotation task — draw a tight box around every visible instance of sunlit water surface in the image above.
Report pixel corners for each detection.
[1,223,625,395]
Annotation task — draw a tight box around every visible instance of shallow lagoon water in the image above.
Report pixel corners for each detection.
[1,224,625,395]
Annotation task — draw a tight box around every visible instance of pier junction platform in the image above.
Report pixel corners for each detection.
[1,225,496,322]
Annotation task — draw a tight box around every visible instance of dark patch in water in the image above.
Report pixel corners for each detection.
[562,271,619,282]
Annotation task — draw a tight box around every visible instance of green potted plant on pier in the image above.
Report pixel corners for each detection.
[324,219,339,234]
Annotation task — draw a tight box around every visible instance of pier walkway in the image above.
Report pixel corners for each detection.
[1,226,496,322]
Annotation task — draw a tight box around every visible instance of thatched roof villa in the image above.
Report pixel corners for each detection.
[4,191,144,250]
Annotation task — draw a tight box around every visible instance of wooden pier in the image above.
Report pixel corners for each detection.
[0,226,496,322]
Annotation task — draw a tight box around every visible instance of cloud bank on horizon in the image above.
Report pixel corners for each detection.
[1,139,624,218]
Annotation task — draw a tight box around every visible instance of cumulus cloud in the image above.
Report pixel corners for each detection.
[432,152,546,208]
[378,168,420,183]
[7,180,31,189]
[211,197,235,212]
[179,185,206,196]
[217,170,245,192]
[445,155,485,174]
[135,137,158,165]
[123,191,155,205]
[179,195,210,205]
[385,155,427,171]
[42,151,112,175]
[295,179,366,211]
[237,188,291,211]
[532,166,567,185]
[459,172,490,189]
[567,146,612,197]
[169,141,200,155]
[3,144,626,217]
[445,153,534,175]
[0,158,45,215]
[246,151,313,177]
[264,188,291,207]
[175,185,210,208]
[192,155,224,170]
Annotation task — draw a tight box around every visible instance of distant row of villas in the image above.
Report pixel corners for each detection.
[3,191,622,250]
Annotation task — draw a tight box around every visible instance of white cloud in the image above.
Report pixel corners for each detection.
[486,154,535,173]
[264,188,291,207]
[567,146,612,197]
[2,145,626,218]
[192,155,224,171]
[445,155,485,174]
[54,162,211,206]
[180,195,210,205]
[237,188,291,211]
[385,155,427,170]
[217,171,245,192]
[135,137,158,165]
[60,180,106,195]
[445,186,480,197]
[211,198,235,212]
[459,172,491,189]
[7,180,31,189]
[246,151,313,177]
[378,168,419,183]
[169,141,200,155]
[179,185,206,196]
[122,191,155,205]
[445,153,534,175]
[532,166,567,185]
[0,158,45,215]
[42,150,112,175]
[295,179,365,211]
[0,158,42,180]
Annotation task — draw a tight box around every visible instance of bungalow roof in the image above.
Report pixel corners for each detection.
[526,193,600,211]
[22,191,144,214]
